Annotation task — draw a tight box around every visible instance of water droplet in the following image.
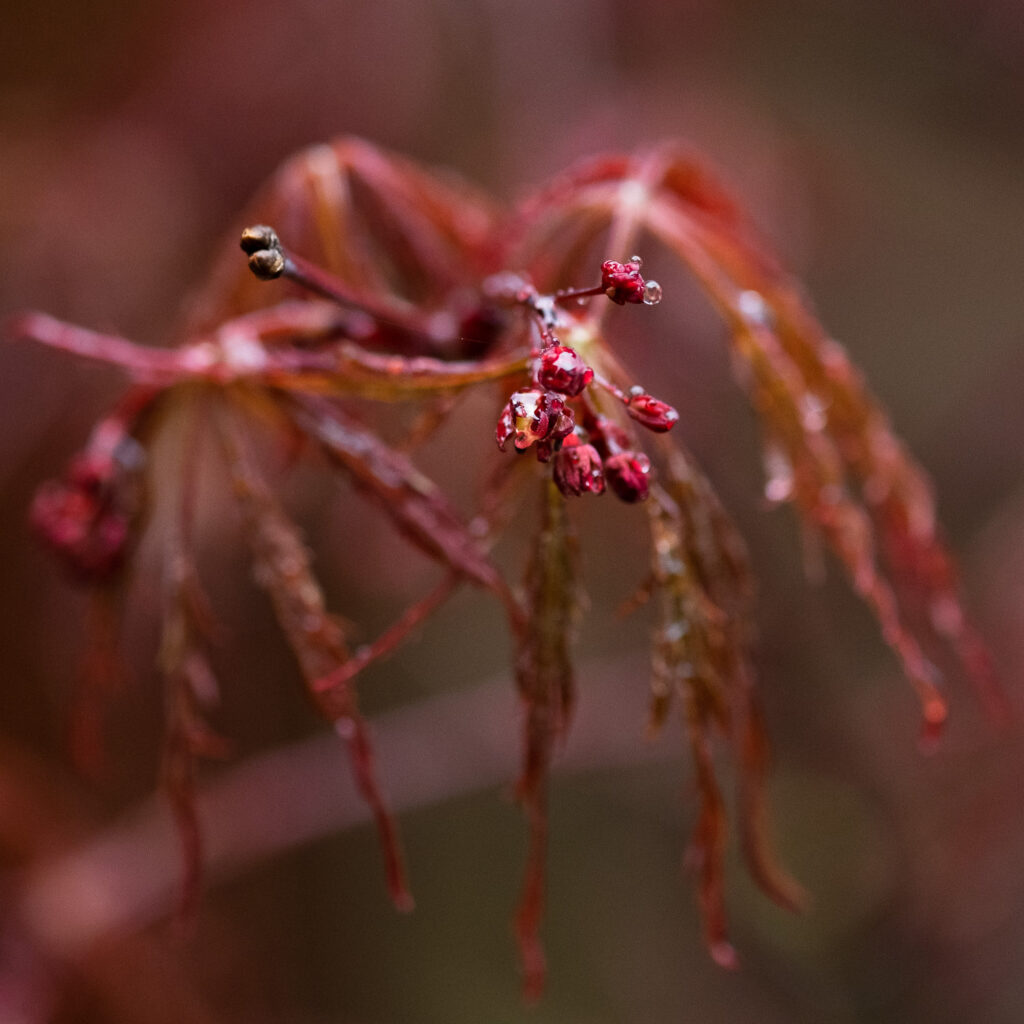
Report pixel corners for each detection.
[710,940,739,970]
[630,255,643,267]
[534,296,558,329]
[800,393,829,432]
[764,478,791,503]
[629,384,644,397]
[737,289,771,326]
[113,435,146,472]
[334,717,356,740]
[664,621,689,643]
[763,444,793,503]
[662,555,684,576]
[642,280,663,305]
[619,181,648,210]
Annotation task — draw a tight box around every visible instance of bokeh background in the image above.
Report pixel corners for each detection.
[2,1,1024,1021]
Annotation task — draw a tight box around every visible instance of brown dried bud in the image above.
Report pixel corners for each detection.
[248,248,286,279]
[239,224,281,255]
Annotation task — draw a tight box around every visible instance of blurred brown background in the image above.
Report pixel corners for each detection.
[2,1,1024,1021]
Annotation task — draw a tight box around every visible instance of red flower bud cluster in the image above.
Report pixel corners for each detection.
[496,343,594,463]
[493,263,670,503]
[586,416,651,502]
[601,259,646,305]
[29,454,136,581]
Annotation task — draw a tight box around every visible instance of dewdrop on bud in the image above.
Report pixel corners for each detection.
[642,280,663,306]
[626,392,678,432]
[630,255,643,267]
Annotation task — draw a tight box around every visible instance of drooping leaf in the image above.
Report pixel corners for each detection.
[156,408,229,919]
[216,404,412,910]
[641,151,1002,727]
[513,480,579,1001]
[647,444,804,963]
[288,393,513,604]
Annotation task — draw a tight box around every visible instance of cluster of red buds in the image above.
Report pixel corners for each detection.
[600,258,664,306]
[30,450,140,581]
[495,386,575,458]
[28,411,146,582]
[494,258,677,501]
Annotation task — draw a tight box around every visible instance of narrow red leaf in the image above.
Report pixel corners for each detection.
[216,406,413,911]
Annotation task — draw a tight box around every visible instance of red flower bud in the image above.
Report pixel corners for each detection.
[604,451,651,502]
[601,259,646,305]
[626,392,679,432]
[552,435,605,497]
[537,346,593,397]
[496,388,575,452]
[29,455,132,580]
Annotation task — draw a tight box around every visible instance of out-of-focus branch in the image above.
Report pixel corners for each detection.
[17,654,682,962]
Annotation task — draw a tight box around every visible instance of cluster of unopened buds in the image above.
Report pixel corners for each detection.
[29,424,145,581]
[239,229,681,500]
[494,257,678,501]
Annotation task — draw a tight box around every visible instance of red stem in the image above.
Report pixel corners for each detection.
[313,575,460,693]
[5,312,183,380]
[282,251,427,338]
[552,283,605,305]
